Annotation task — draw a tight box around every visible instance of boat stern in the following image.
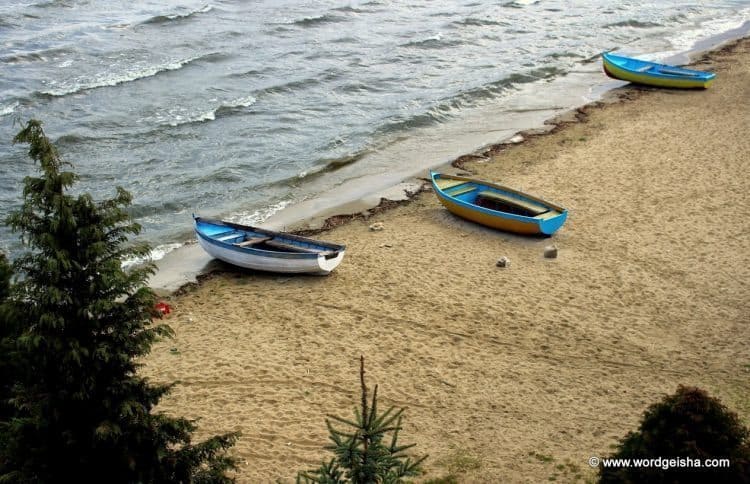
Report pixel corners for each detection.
[316,250,346,275]
[539,210,568,236]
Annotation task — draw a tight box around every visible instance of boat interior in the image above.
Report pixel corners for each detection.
[436,178,552,218]
[211,228,335,256]
[474,190,548,217]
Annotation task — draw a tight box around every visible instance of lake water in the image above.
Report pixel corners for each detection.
[1,0,749,264]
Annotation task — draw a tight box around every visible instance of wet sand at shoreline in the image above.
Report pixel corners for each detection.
[142,39,750,483]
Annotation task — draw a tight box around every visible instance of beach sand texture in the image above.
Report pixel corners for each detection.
[143,39,750,483]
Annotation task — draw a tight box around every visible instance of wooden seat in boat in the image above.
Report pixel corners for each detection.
[434,178,468,190]
[216,232,241,241]
[264,239,331,255]
[448,185,477,197]
[657,67,699,77]
[234,237,272,247]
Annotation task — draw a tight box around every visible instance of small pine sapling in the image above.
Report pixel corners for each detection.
[298,356,426,483]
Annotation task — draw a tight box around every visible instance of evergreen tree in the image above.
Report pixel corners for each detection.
[298,356,426,483]
[599,385,750,484]
[0,252,17,423]
[0,119,238,483]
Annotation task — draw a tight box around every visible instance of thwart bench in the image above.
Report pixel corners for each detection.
[264,239,333,255]
[233,236,272,247]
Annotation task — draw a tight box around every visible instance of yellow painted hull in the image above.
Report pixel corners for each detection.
[438,196,543,235]
[602,54,715,89]
[430,172,568,236]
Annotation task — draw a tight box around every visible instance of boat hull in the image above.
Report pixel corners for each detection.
[194,217,345,275]
[435,195,549,234]
[430,172,567,236]
[602,52,715,89]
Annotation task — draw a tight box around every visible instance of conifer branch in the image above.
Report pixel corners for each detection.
[298,356,426,483]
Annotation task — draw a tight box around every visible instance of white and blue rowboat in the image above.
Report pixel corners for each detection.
[430,171,567,236]
[193,216,346,275]
[602,52,715,89]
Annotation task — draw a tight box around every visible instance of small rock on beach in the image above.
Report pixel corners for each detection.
[544,245,558,259]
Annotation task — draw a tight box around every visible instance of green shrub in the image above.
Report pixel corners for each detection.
[600,385,750,483]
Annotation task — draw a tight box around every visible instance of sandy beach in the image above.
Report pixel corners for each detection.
[142,38,750,483]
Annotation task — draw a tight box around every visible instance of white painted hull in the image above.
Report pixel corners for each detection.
[197,235,345,275]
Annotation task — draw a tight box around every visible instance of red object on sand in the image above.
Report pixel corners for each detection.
[155,301,172,315]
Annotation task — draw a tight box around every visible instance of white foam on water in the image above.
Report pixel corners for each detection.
[225,200,291,228]
[172,4,214,19]
[665,7,750,55]
[0,102,18,116]
[148,95,257,127]
[225,95,257,108]
[42,54,207,96]
[121,242,183,270]
[166,110,216,127]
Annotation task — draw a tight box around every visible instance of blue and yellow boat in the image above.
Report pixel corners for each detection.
[601,52,715,89]
[430,171,567,236]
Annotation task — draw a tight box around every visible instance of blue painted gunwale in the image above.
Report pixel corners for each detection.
[601,52,715,89]
[429,171,568,236]
[194,216,345,260]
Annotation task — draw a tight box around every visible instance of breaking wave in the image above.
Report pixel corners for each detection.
[225,200,292,227]
[40,53,217,97]
[0,102,18,117]
[401,33,465,49]
[120,242,183,270]
[1,47,71,64]
[141,4,213,25]
[291,14,347,27]
[154,95,257,127]
[502,0,541,8]
[604,20,663,29]
[452,17,509,27]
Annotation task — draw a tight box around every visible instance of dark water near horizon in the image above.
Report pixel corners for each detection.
[2,0,749,264]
